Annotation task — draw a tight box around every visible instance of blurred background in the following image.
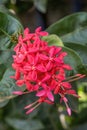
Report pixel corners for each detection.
[0,0,87,130]
[1,0,87,30]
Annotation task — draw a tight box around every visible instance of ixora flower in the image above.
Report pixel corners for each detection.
[11,27,85,116]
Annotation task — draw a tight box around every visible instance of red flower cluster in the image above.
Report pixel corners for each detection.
[12,27,85,115]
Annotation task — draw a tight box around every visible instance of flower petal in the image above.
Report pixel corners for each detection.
[67,107,71,116]
[39,54,48,60]
[63,64,72,70]
[49,47,55,57]
[47,91,54,102]
[36,90,45,97]
[37,64,47,72]
[46,61,53,71]
[62,82,72,89]
[16,79,24,86]
[42,74,51,82]
[32,70,37,81]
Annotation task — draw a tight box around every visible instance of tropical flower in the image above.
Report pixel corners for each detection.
[11,27,85,116]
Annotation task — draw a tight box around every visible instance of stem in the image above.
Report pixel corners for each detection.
[66,76,84,83]
[0,28,11,39]
[64,74,81,80]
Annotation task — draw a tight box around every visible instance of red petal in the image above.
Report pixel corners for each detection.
[34,53,39,64]
[44,100,54,104]
[39,31,48,36]
[67,90,76,94]
[35,26,42,32]
[46,62,53,71]
[49,47,55,57]
[63,64,72,70]
[16,79,24,86]
[62,82,72,89]
[36,90,45,97]
[58,52,67,59]
[42,74,51,82]
[17,54,25,63]
[54,57,62,63]
[15,70,20,80]
[24,64,31,71]
[47,91,54,102]
[26,108,34,114]
[27,55,34,64]
[24,28,30,35]
[40,54,48,60]
[26,82,32,91]
[33,85,39,91]
[67,107,71,116]
[37,64,47,72]
[31,71,37,81]
[55,47,62,55]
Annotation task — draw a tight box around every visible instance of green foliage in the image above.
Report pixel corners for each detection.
[42,34,64,46]
[6,118,44,130]
[0,11,23,107]
[46,12,87,39]
[0,8,87,130]
[0,12,23,50]
[47,12,87,75]
[46,12,87,75]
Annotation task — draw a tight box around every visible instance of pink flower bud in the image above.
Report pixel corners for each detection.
[12,91,23,95]
[26,108,34,114]
[67,107,71,116]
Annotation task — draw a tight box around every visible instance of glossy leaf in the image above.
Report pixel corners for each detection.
[63,46,87,74]
[0,11,23,50]
[42,34,64,46]
[0,100,9,108]
[0,50,13,68]
[46,12,87,45]
[6,118,44,130]
[0,64,6,80]
[61,27,87,45]
[65,43,87,65]
[0,68,25,107]
[67,95,78,113]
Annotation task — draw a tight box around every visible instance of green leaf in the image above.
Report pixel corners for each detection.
[0,11,23,50]
[42,34,64,46]
[34,0,48,13]
[0,5,10,14]
[61,27,87,45]
[67,95,78,112]
[46,12,87,45]
[0,50,14,68]
[0,68,25,106]
[0,100,9,108]
[6,118,44,130]
[0,64,6,80]
[65,43,87,65]
[62,46,87,74]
